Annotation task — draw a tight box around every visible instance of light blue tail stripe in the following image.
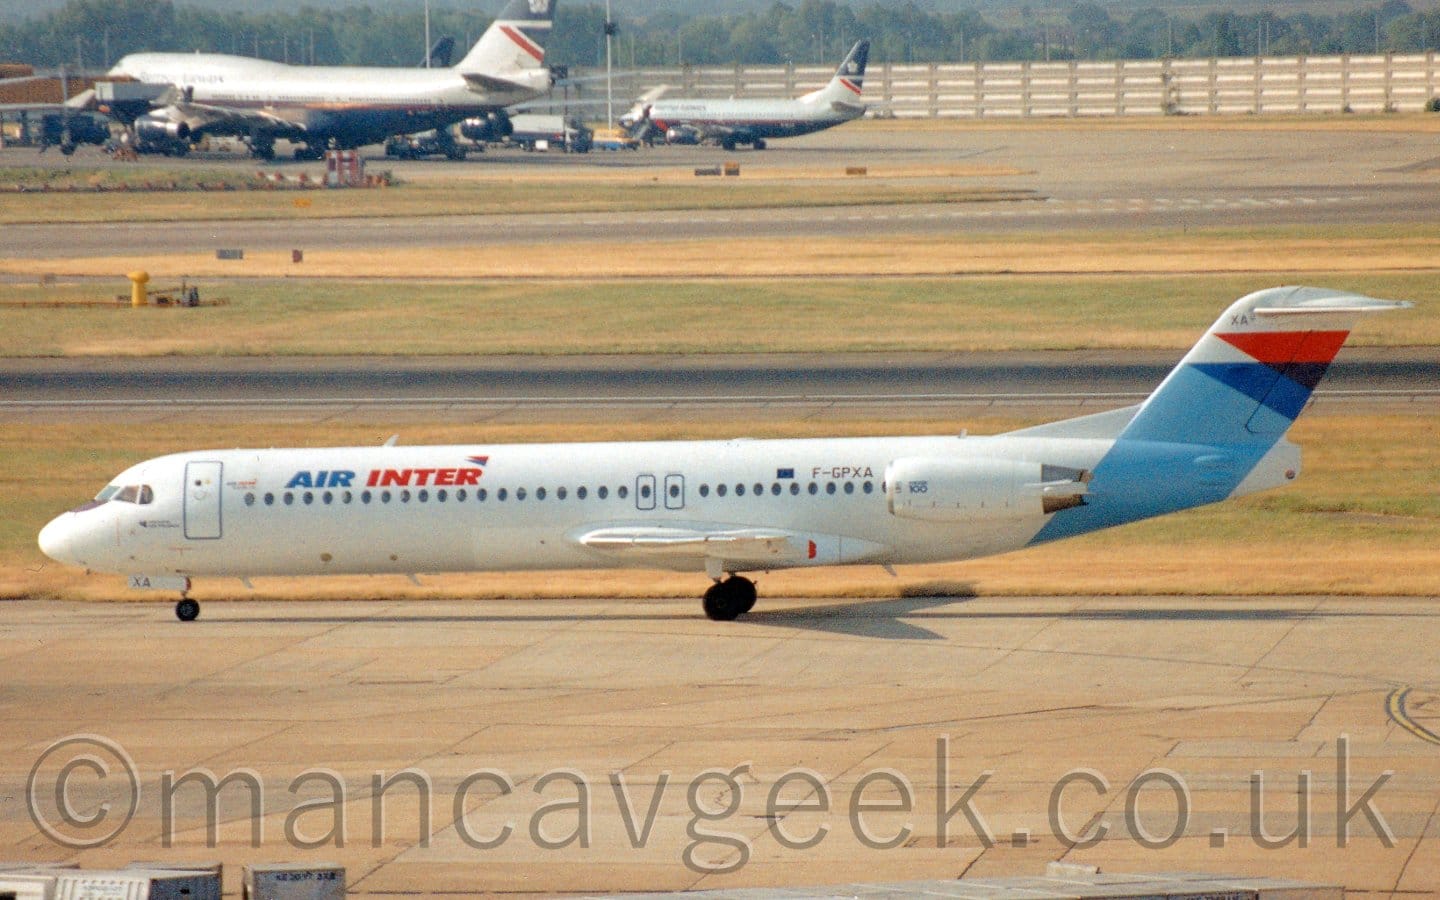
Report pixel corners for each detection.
[1027,439,1269,545]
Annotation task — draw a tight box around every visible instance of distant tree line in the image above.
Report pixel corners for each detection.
[3,0,1439,70]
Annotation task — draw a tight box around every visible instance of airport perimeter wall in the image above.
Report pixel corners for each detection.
[580,52,1440,118]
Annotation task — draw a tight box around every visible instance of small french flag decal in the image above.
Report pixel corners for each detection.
[776,468,795,479]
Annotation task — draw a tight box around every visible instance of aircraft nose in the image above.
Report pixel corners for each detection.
[38,514,79,566]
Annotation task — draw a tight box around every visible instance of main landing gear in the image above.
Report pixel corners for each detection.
[702,575,757,621]
[175,595,200,622]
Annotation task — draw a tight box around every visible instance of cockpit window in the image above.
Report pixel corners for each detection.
[105,484,155,505]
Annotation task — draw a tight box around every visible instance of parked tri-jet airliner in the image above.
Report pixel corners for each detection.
[38,288,1404,623]
[621,40,869,150]
[101,0,554,159]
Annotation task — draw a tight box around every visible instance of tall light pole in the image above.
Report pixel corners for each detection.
[424,0,432,67]
[604,0,616,127]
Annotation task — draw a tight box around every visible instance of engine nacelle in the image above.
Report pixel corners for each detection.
[134,116,191,143]
[885,457,1089,523]
[459,111,513,143]
[664,125,701,145]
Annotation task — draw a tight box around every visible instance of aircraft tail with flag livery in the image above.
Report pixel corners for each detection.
[802,38,870,110]
[1021,286,1407,545]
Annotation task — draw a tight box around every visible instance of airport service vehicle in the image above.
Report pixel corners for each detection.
[39,111,110,154]
[384,128,471,160]
[591,127,638,151]
[38,288,1404,623]
[502,114,592,152]
[622,40,869,151]
[100,0,555,160]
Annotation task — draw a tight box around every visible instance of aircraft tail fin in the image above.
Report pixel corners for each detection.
[1118,286,1408,447]
[456,0,555,75]
[807,39,869,106]
[1023,287,1406,547]
[424,36,456,68]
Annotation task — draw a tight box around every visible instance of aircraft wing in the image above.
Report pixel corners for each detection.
[575,525,796,560]
[575,524,890,576]
[160,96,305,133]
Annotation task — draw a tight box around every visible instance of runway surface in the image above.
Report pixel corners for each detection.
[4,350,1435,423]
[5,124,1440,257]
[2,596,1435,894]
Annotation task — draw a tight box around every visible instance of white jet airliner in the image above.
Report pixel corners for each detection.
[38,287,1404,622]
[621,40,869,150]
[102,0,555,159]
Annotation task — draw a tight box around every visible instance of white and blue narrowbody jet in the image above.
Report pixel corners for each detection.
[38,288,1405,622]
[622,40,869,150]
[102,0,555,160]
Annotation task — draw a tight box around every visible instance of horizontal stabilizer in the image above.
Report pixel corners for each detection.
[461,72,533,94]
[1254,297,1412,317]
[1004,404,1141,440]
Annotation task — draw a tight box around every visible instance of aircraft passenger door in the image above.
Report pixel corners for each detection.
[664,474,685,510]
[635,474,656,511]
[184,460,223,540]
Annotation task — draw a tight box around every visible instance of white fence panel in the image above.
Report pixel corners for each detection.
[574,52,1440,120]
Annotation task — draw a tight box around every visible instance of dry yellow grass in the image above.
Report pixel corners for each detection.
[7,412,1437,604]
[0,176,1029,225]
[7,232,1440,282]
[4,273,1433,355]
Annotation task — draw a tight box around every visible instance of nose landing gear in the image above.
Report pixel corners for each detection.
[702,575,757,621]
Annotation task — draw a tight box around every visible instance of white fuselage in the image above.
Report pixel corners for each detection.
[108,53,550,145]
[38,433,1124,581]
[35,287,1399,621]
[647,94,863,141]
